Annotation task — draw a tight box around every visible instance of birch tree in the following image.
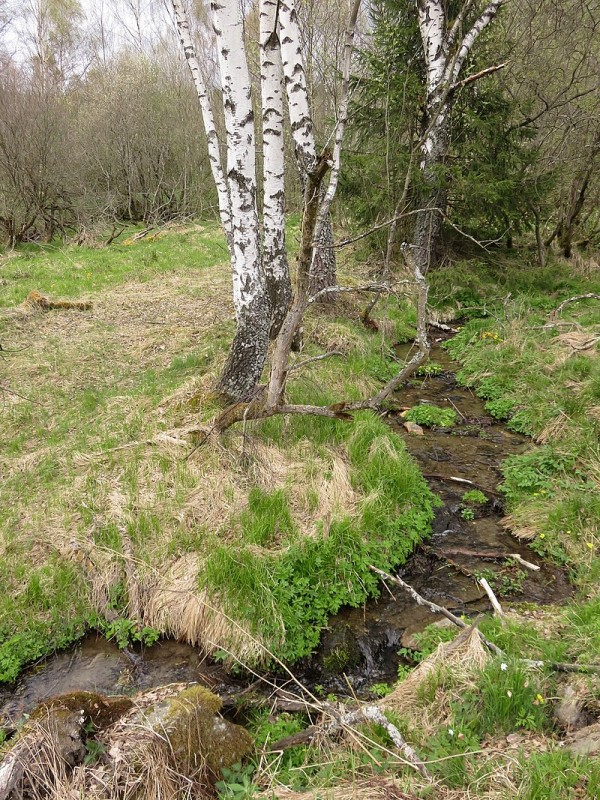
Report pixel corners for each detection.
[171,0,232,250]
[279,0,337,298]
[260,0,291,336]
[170,0,361,404]
[412,0,509,275]
[210,0,271,399]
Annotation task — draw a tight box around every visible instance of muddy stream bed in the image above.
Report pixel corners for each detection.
[0,336,571,725]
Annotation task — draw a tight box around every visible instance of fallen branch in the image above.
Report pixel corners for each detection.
[286,350,343,372]
[553,294,600,316]
[479,577,504,617]
[0,382,44,406]
[333,706,430,779]
[369,565,600,674]
[510,553,540,571]
[265,702,430,779]
[428,320,459,334]
[422,473,500,497]
[438,548,540,571]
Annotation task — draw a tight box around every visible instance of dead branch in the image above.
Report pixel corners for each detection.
[104,223,127,247]
[479,577,504,616]
[332,706,430,779]
[438,548,540,572]
[450,62,507,92]
[286,351,343,372]
[369,565,600,674]
[553,294,600,316]
[0,382,44,406]
[422,473,500,497]
[428,320,459,333]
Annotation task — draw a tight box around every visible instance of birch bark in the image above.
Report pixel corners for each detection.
[278,0,336,299]
[171,0,232,252]
[412,0,508,276]
[211,0,271,399]
[260,0,291,336]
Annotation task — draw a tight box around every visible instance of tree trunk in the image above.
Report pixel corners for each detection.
[279,0,337,295]
[260,0,292,336]
[172,0,233,252]
[412,108,450,276]
[309,198,336,299]
[212,0,271,400]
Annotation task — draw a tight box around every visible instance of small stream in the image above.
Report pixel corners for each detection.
[0,335,571,724]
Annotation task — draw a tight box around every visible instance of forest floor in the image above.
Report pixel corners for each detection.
[1,225,600,798]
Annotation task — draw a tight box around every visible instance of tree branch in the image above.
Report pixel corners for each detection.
[450,62,507,93]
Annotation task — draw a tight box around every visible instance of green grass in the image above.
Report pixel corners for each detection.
[0,222,434,680]
[0,222,230,307]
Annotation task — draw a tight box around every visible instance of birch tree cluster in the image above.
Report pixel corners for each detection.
[1,0,600,400]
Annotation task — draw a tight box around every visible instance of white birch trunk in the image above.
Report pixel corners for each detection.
[414,0,451,274]
[260,0,291,336]
[212,0,270,398]
[412,0,507,275]
[278,0,317,173]
[278,0,336,298]
[171,0,232,252]
[314,0,361,253]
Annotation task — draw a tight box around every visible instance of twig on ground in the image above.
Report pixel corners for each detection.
[479,577,505,617]
[428,320,459,333]
[553,294,600,316]
[0,382,44,406]
[286,350,343,372]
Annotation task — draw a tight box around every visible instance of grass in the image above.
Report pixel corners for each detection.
[231,250,600,800]
[0,220,434,680]
[3,234,600,799]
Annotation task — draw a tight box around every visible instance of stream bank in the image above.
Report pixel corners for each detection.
[0,334,571,726]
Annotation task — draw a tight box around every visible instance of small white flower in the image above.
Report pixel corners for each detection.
[448,729,454,737]
[507,690,513,698]
[501,662,508,671]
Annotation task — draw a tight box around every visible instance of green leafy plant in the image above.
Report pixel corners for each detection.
[417,361,444,377]
[215,764,258,799]
[475,566,526,597]
[102,618,160,650]
[460,507,475,520]
[462,489,488,505]
[404,404,458,428]
[370,682,393,698]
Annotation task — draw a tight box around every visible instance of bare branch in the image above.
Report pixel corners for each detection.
[451,62,507,92]
[451,0,511,83]
[286,351,343,372]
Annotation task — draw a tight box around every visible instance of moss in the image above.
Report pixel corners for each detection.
[161,684,252,778]
[37,691,134,729]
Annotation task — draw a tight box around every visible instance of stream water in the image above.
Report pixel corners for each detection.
[0,335,571,724]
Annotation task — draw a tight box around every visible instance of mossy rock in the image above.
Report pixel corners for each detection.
[141,683,252,778]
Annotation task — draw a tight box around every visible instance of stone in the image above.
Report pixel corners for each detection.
[403,421,425,435]
[565,722,600,756]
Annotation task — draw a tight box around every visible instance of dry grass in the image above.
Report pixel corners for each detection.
[383,626,489,732]
[262,778,420,800]
[143,554,267,662]
[534,411,570,444]
[551,331,600,367]
[1,251,373,664]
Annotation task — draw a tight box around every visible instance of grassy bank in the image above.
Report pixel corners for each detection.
[0,222,434,681]
[226,252,600,800]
